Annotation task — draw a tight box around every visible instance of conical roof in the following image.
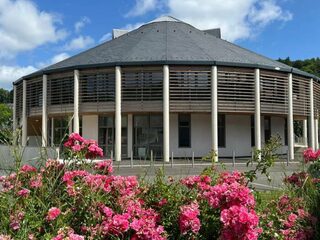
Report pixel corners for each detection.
[22,16,316,80]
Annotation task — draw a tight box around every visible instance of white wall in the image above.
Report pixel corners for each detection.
[169,113,211,158]
[170,114,251,158]
[82,115,98,141]
[219,115,252,157]
[170,114,255,158]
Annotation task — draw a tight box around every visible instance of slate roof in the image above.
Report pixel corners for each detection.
[19,16,317,81]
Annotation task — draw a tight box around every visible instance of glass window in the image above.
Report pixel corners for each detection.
[179,114,191,148]
[52,117,69,146]
[99,116,114,157]
[98,116,127,157]
[284,118,288,146]
[218,114,226,147]
[264,116,271,142]
[251,115,255,147]
[133,114,163,158]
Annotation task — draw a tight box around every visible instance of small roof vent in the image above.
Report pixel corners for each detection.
[112,29,129,39]
[203,28,221,39]
[149,16,181,23]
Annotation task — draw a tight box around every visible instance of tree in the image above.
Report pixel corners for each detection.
[0,88,12,104]
[278,57,320,77]
[0,103,12,144]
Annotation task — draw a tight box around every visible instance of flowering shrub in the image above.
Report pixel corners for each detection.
[258,195,315,240]
[63,133,103,160]
[179,201,201,235]
[0,133,317,239]
[303,148,320,163]
[180,171,261,240]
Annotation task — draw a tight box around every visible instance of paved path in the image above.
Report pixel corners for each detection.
[1,159,304,191]
[112,160,303,191]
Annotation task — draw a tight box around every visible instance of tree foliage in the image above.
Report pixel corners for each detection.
[278,57,320,77]
[0,88,13,104]
[0,103,12,144]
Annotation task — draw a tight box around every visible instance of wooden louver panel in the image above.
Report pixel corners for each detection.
[122,67,163,112]
[48,73,74,114]
[15,82,23,124]
[218,67,255,113]
[170,66,211,112]
[260,70,288,114]
[79,69,115,113]
[26,77,42,116]
[313,80,320,117]
[293,75,310,116]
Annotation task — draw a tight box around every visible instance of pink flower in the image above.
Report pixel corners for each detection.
[68,233,84,240]
[69,133,84,142]
[298,209,306,218]
[303,148,318,163]
[95,160,113,173]
[17,189,30,197]
[220,205,260,240]
[110,214,130,234]
[179,201,201,235]
[86,144,103,159]
[101,206,113,217]
[0,235,12,240]
[46,207,61,221]
[288,213,298,223]
[158,198,168,207]
[52,234,64,240]
[30,174,43,188]
[20,165,37,173]
[71,144,81,152]
[9,220,20,231]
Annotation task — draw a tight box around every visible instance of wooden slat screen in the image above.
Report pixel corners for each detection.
[218,67,255,113]
[48,73,74,114]
[260,70,288,114]
[16,82,23,125]
[170,66,211,112]
[79,69,115,113]
[293,75,310,116]
[314,80,320,116]
[122,67,163,112]
[26,77,42,116]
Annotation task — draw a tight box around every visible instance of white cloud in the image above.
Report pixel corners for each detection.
[0,0,67,59]
[167,0,293,41]
[64,35,94,51]
[99,33,112,43]
[75,16,90,33]
[99,23,144,43]
[123,22,145,31]
[50,52,70,64]
[126,0,158,17]
[37,52,70,68]
[249,0,292,26]
[0,65,37,89]
[126,0,292,42]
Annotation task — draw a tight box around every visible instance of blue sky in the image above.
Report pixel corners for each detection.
[0,0,319,90]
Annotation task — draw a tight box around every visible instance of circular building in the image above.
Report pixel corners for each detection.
[13,16,320,161]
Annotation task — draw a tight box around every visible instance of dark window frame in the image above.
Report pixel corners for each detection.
[218,114,226,148]
[264,116,271,143]
[284,117,288,146]
[251,115,255,147]
[178,114,191,148]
